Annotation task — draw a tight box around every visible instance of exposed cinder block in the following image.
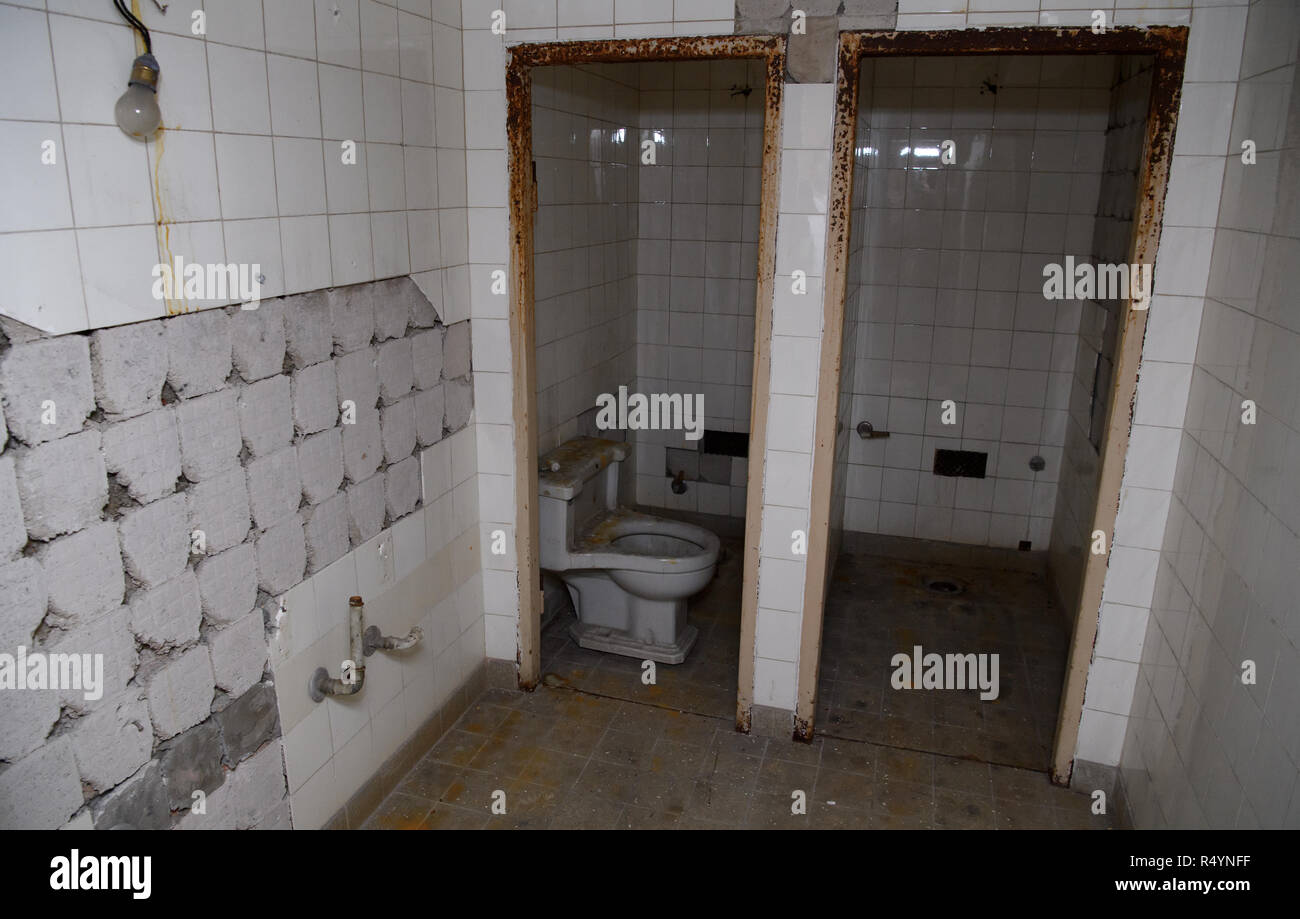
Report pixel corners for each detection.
[414,385,445,447]
[377,337,414,404]
[372,278,411,341]
[385,455,421,519]
[341,411,383,483]
[166,308,233,398]
[195,543,258,626]
[36,522,123,627]
[787,15,838,83]
[327,284,376,353]
[245,447,302,530]
[0,737,83,830]
[208,609,266,697]
[237,375,293,457]
[291,359,338,435]
[335,348,379,412]
[187,466,251,553]
[14,429,107,540]
[302,490,350,573]
[91,759,170,830]
[101,408,182,504]
[283,290,333,368]
[0,335,95,445]
[159,720,224,810]
[0,557,46,649]
[222,737,286,829]
[45,606,137,712]
[215,681,280,764]
[443,321,471,379]
[117,493,190,588]
[411,327,444,390]
[444,377,473,432]
[255,516,306,595]
[402,276,441,328]
[146,644,215,740]
[297,429,344,505]
[176,389,242,482]
[0,455,25,556]
[347,473,385,545]
[381,395,417,464]
[129,569,202,649]
[90,320,167,419]
[0,677,59,762]
[230,298,287,382]
[68,692,152,793]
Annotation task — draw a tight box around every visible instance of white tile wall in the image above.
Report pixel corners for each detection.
[0,0,466,333]
[272,428,484,828]
[532,63,638,454]
[1114,0,1300,828]
[838,55,1113,551]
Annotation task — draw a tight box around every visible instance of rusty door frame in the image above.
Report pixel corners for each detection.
[799,27,1188,784]
[505,36,787,735]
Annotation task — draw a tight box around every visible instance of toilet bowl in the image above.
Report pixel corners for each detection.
[538,436,719,664]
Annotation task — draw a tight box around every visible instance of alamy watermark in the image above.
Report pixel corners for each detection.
[151,256,262,308]
[890,644,1000,700]
[50,850,151,899]
[0,646,104,702]
[595,385,704,441]
[1042,256,1152,309]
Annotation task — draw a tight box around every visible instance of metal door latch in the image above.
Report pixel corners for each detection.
[856,421,890,439]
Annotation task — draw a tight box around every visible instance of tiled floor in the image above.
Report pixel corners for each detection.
[818,537,1069,771]
[365,534,1107,829]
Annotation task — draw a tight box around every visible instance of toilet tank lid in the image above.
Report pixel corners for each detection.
[538,436,628,500]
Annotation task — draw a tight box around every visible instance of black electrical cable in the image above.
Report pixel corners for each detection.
[112,0,152,54]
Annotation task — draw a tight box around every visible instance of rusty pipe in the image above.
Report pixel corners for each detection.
[363,624,423,655]
[308,596,367,702]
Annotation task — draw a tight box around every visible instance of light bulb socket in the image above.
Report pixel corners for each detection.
[127,53,160,92]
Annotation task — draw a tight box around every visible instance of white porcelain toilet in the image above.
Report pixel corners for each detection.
[538,436,720,664]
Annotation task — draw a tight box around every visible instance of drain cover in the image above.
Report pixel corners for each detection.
[926,579,962,594]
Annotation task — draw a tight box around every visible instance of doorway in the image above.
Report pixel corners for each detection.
[506,37,786,731]
[799,28,1188,784]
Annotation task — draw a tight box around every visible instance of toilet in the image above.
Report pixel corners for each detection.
[538,436,720,664]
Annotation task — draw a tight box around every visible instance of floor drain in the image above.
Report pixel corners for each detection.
[926,579,962,594]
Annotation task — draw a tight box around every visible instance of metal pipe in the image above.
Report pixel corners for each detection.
[363,624,423,655]
[308,596,367,702]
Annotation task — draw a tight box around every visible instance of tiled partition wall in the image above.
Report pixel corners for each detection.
[749,82,836,710]
[633,59,765,517]
[0,278,477,829]
[1050,57,1150,634]
[838,55,1113,551]
[1118,0,1300,829]
[0,0,469,332]
[531,63,638,456]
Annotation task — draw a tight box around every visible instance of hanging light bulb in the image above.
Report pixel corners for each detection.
[115,53,162,138]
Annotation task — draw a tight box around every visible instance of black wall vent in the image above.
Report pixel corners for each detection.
[700,430,748,458]
[933,449,987,478]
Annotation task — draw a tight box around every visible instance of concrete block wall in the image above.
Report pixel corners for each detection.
[0,277,474,829]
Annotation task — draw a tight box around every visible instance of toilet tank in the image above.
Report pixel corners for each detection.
[538,437,628,565]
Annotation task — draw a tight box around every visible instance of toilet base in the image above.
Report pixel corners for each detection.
[569,620,699,665]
